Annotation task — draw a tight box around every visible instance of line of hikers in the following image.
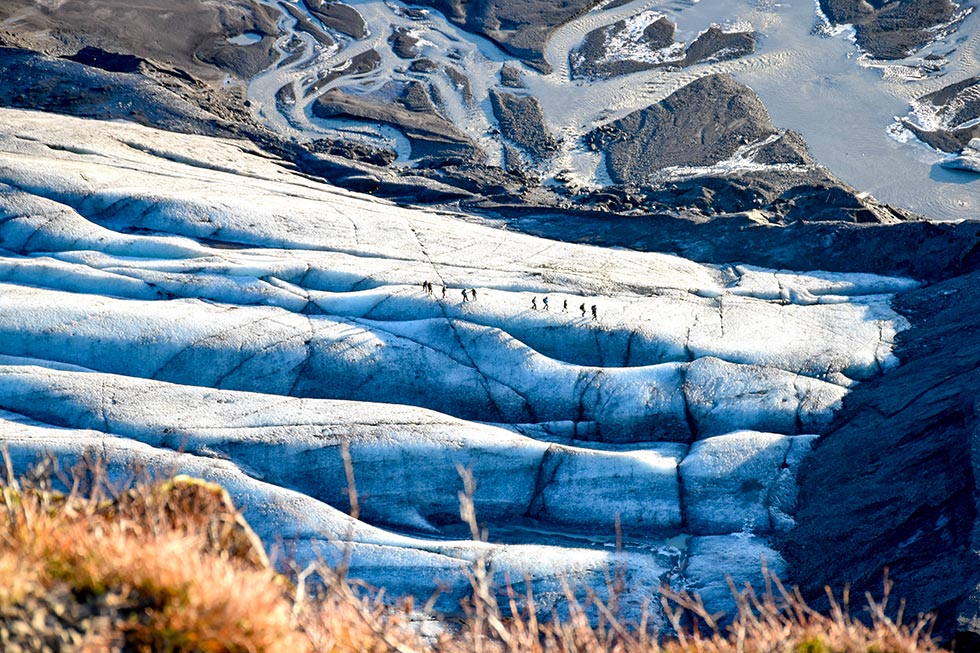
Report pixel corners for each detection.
[422,280,478,302]
[531,296,597,320]
[421,280,597,320]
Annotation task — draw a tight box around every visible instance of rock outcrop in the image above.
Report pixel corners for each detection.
[586,75,780,184]
[0,0,280,81]
[571,14,681,79]
[302,0,368,38]
[402,0,601,72]
[818,0,960,58]
[489,90,560,160]
[783,266,980,644]
[683,27,755,66]
[903,76,980,154]
[313,82,480,164]
[571,19,754,80]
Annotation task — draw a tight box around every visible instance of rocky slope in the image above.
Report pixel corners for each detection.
[399,0,602,72]
[585,74,807,185]
[570,17,756,80]
[818,0,964,59]
[784,265,980,645]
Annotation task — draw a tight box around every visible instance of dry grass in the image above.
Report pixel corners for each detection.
[0,452,948,653]
[0,452,311,653]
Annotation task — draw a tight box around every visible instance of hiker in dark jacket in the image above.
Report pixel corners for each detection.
[591,305,598,321]
[461,289,469,302]
[580,303,586,317]
[532,297,538,310]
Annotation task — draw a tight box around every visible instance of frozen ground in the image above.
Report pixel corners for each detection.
[0,108,918,618]
[241,0,978,219]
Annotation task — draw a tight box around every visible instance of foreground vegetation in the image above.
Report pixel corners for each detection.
[0,453,944,653]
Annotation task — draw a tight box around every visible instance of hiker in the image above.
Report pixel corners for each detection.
[470,288,477,301]
[591,305,598,321]
[461,289,469,302]
[542,297,549,311]
[580,303,586,317]
[532,297,538,310]
[562,299,568,312]
[441,286,447,299]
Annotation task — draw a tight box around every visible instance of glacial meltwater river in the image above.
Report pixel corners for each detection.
[248,0,980,220]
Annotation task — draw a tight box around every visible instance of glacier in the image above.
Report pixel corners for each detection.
[0,107,918,620]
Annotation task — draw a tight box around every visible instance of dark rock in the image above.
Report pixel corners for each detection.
[627,165,842,216]
[501,143,524,172]
[389,26,421,59]
[402,0,602,72]
[302,0,368,39]
[571,19,755,79]
[774,184,884,223]
[280,1,334,48]
[682,27,755,66]
[586,74,777,184]
[443,65,473,103]
[571,16,679,79]
[275,82,295,111]
[417,163,530,198]
[781,265,980,643]
[576,57,668,80]
[306,49,381,97]
[640,176,772,214]
[0,0,280,81]
[400,7,431,20]
[276,36,307,68]
[312,83,480,164]
[752,130,814,165]
[500,64,524,88]
[308,138,397,167]
[819,0,959,59]
[488,90,560,159]
[198,35,277,81]
[644,17,677,49]
[271,139,479,201]
[399,80,437,112]
[902,121,966,152]
[925,75,980,108]
[0,47,241,137]
[903,76,980,153]
[409,58,439,73]
[479,201,980,282]
[65,45,143,73]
